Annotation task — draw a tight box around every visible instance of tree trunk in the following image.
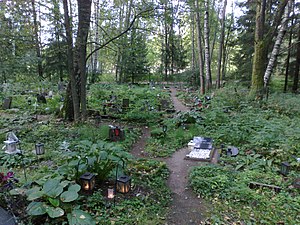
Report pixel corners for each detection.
[251,0,266,98]
[283,21,293,93]
[204,0,212,91]
[292,24,300,92]
[63,0,80,121]
[217,0,227,89]
[76,0,92,120]
[191,11,196,85]
[91,0,100,84]
[263,0,290,88]
[195,0,205,94]
[31,0,43,78]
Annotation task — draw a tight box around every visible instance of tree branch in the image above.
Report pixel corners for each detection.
[86,7,155,62]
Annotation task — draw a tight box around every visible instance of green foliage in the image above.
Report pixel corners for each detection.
[190,165,300,224]
[9,177,96,224]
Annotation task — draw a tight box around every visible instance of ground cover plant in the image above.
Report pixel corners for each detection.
[0,83,172,224]
[177,84,300,224]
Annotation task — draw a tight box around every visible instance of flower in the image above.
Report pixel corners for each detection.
[0,171,14,185]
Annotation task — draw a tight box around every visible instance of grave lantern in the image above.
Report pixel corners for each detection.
[107,188,115,199]
[35,143,45,155]
[116,175,131,194]
[80,172,96,193]
[109,125,125,141]
[280,162,290,176]
[3,132,20,154]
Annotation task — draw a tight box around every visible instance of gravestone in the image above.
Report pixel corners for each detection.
[185,136,214,161]
[2,97,12,109]
[0,207,16,225]
[122,99,130,110]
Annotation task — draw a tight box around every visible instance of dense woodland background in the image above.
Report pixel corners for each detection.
[0,1,300,224]
[0,0,299,121]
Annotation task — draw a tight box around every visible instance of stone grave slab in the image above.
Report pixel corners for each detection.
[185,136,215,162]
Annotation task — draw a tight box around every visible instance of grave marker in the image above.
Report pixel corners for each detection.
[2,97,12,109]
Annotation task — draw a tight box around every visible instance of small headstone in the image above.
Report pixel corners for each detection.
[2,97,12,109]
[122,99,129,109]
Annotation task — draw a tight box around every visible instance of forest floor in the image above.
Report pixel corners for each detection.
[131,87,208,225]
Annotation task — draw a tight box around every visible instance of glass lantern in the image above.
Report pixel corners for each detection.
[116,175,131,194]
[35,143,45,155]
[280,162,290,176]
[107,188,115,199]
[80,172,96,193]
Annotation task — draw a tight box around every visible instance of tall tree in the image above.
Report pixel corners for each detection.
[31,0,43,78]
[251,0,266,97]
[292,23,300,92]
[195,0,205,94]
[216,0,227,88]
[251,0,289,97]
[204,0,212,91]
[264,0,291,88]
[63,0,92,121]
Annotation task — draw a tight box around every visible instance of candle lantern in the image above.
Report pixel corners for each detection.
[80,172,96,193]
[109,125,125,141]
[280,162,290,176]
[107,188,115,199]
[116,175,131,194]
[3,132,20,154]
[35,143,45,155]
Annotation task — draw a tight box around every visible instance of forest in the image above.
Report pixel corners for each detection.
[0,0,299,224]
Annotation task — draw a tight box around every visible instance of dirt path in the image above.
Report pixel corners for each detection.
[165,87,207,225]
[131,87,207,225]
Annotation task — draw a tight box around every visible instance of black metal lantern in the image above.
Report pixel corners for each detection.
[280,162,290,176]
[35,143,45,155]
[116,175,131,194]
[80,172,96,193]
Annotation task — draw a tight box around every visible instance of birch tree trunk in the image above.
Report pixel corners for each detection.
[204,0,212,91]
[216,0,227,89]
[195,0,205,94]
[191,11,196,85]
[263,0,291,88]
[251,0,289,97]
[91,0,100,83]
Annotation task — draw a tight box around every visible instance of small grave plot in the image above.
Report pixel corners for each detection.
[185,136,215,161]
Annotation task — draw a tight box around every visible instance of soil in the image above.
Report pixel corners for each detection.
[131,87,208,225]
